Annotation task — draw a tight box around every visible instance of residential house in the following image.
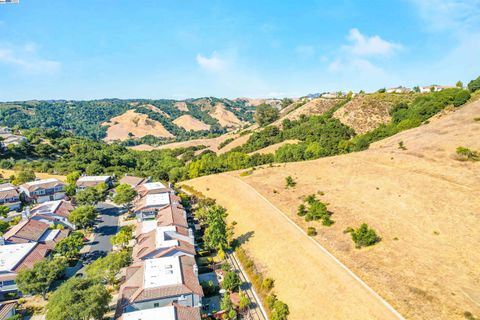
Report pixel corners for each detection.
[120,304,200,320]
[119,175,150,189]
[0,184,21,211]
[19,179,66,204]
[76,175,113,192]
[135,182,171,198]
[132,225,195,261]
[116,256,203,318]
[134,193,172,221]
[0,242,52,299]
[30,200,76,229]
[419,85,457,93]
[0,128,26,150]
[386,86,412,93]
[2,218,68,245]
[0,301,17,319]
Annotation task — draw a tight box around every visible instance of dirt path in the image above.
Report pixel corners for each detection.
[184,175,404,320]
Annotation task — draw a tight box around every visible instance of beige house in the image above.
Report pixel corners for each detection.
[19,179,66,204]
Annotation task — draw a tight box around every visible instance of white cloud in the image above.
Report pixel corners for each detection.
[344,28,402,56]
[196,51,226,72]
[0,43,61,74]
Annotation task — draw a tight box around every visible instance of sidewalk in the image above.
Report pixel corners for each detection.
[225,252,268,320]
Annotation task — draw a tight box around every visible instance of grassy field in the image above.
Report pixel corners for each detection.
[184,99,480,319]
[0,169,66,182]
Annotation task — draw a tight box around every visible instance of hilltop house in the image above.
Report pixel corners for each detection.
[419,85,457,93]
[0,128,26,150]
[119,175,150,189]
[132,225,195,261]
[30,200,76,229]
[19,179,66,204]
[76,175,113,192]
[0,184,21,211]
[116,256,203,319]
[386,86,412,93]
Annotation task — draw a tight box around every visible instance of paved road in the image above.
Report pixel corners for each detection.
[90,202,121,255]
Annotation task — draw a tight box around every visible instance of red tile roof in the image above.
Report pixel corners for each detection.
[4,219,49,243]
[13,243,50,271]
[0,301,16,320]
[175,304,201,320]
[119,176,148,188]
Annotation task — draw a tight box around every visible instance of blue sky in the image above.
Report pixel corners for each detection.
[0,0,479,100]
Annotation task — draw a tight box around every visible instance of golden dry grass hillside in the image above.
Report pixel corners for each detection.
[209,103,244,128]
[173,115,211,131]
[103,109,173,141]
[274,98,339,125]
[183,99,480,320]
[333,93,417,134]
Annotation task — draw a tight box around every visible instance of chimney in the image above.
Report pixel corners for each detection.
[193,264,198,277]
[188,228,194,244]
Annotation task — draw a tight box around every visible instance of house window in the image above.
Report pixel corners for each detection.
[153,303,159,308]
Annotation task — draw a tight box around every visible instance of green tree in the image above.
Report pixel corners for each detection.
[68,206,98,229]
[65,171,80,196]
[254,104,279,126]
[54,232,84,259]
[13,170,36,185]
[204,206,229,250]
[113,184,137,208]
[16,256,68,299]
[220,293,234,311]
[0,205,10,218]
[222,271,241,292]
[351,223,379,248]
[239,291,251,311]
[0,220,10,234]
[452,90,471,107]
[85,250,131,285]
[456,80,463,88]
[110,225,134,249]
[271,300,290,320]
[46,278,111,320]
[280,98,294,109]
[75,187,104,206]
[297,204,307,217]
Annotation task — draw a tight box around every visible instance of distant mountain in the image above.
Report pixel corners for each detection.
[0,97,256,142]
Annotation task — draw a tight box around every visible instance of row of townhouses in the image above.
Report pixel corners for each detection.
[115,177,203,320]
[0,200,75,300]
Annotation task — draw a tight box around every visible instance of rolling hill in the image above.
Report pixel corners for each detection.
[183,98,480,319]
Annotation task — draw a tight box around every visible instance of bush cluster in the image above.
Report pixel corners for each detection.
[297,194,334,226]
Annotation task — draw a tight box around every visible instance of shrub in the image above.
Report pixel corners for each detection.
[307,227,317,236]
[254,104,279,126]
[453,90,471,107]
[351,223,379,248]
[468,75,480,92]
[285,176,296,188]
[222,271,241,292]
[456,146,480,161]
[261,278,275,292]
[297,204,307,217]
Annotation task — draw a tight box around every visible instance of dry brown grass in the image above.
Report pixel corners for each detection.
[334,93,417,134]
[249,139,300,155]
[274,98,339,125]
[184,99,480,320]
[103,110,173,141]
[209,103,244,128]
[0,169,66,181]
[173,115,211,131]
[141,103,170,118]
[174,101,189,112]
